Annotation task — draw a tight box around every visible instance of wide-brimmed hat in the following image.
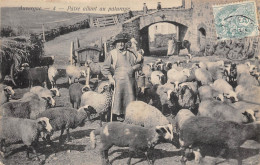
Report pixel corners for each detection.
[112,33,129,45]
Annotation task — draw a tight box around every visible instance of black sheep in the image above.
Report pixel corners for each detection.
[36,106,96,143]
[179,116,260,165]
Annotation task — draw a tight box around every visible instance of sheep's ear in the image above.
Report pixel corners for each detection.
[155,126,167,135]
[50,89,56,97]
[242,111,248,115]
[37,120,47,128]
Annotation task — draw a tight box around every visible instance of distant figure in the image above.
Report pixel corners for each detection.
[157,2,162,10]
[143,3,148,14]
[130,38,138,51]
[128,10,133,19]
[167,37,177,56]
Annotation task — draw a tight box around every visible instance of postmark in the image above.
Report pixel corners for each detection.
[213,1,259,40]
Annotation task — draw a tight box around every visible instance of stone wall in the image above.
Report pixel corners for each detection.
[122,16,141,49]
[120,0,260,57]
[190,0,260,52]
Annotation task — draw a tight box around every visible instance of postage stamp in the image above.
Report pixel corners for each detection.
[213,1,259,40]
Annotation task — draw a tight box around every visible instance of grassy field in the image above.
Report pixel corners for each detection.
[1,7,106,33]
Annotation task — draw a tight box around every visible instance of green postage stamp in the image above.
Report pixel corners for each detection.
[213,1,259,40]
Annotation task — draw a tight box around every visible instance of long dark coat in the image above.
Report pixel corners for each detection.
[102,48,142,115]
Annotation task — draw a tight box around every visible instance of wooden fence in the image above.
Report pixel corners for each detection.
[90,15,119,27]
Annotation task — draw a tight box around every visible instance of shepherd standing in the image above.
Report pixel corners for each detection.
[102,33,143,121]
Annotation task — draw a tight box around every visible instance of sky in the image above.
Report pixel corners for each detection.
[1,0,183,14]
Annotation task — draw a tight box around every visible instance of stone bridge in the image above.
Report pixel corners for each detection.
[122,0,260,56]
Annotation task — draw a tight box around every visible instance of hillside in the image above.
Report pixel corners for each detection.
[0,7,107,33]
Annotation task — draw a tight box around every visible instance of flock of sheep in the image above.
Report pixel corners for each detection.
[0,56,260,165]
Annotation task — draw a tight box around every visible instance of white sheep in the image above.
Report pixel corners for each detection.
[235,85,260,104]
[124,101,172,128]
[167,68,190,88]
[156,83,178,115]
[150,71,166,85]
[0,117,52,162]
[210,78,238,102]
[66,65,87,84]
[198,85,222,102]
[80,83,113,126]
[30,86,57,107]
[142,63,154,79]
[1,92,51,119]
[237,72,259,87]
[85,60,103,79]
[205,60,224,70]
[194,68,213,85]
[0,85,15,105]
[48,66,59,88]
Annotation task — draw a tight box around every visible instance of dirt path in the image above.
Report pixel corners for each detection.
[44,24,122,68]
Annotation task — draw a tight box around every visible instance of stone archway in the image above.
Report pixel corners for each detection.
[140,21,188,56]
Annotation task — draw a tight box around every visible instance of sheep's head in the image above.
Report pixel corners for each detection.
[216,60,224,67]
[191,63,200,69]
[37,117,53,133]
[156,73,166,85]
[157,63,165,71]
[80,70,87,77]
[155,124,174,142]
[101,83,113,93]
[199,62,207,69]
[4,86,15,97]
[50,88,61,97]
[20,63,30,71]
[182,68,190,77]
[242,109,257,123]
[165,62,172,69]
[81,85,91,93]
[223,91,238,103]
[147,63,155,70]
[155,59,163,65]
[78,105,97,125]
[42,96,56,107]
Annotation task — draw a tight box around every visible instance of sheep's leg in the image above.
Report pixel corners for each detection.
[214,148,226,164]
[66,128,71,142]
[43,81,47,88]
[46,134,53,146]
[127,150,135,165]
[180,147,188,165]
[0,139,6,158]
[100,144,112,165]
[193,149,202,164]
[59,129,65,144]
[234,149,242,165]
[30,145,40,161]
[145,147,155,165]
[99,113,103,127]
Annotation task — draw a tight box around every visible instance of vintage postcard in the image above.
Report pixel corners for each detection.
[0,0,260,165]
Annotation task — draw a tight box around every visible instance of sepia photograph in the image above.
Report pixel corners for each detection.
[0,0,260,164]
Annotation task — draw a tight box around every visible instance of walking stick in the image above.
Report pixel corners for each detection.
[110,81,116,122]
